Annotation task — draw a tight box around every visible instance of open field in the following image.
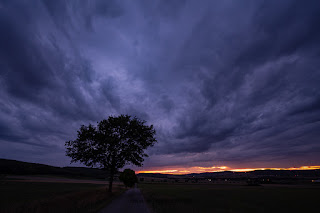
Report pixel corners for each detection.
[5,175,110,184]
[140,183,320,213]
[0,180,125,213]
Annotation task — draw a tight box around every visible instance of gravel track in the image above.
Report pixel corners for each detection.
[99,187,150,213]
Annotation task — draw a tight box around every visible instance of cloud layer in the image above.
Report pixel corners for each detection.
[0,0,320,169]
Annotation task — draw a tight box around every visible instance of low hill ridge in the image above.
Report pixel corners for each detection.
[0,158,108,179]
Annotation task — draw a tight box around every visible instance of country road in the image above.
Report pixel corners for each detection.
[99,186,150,213]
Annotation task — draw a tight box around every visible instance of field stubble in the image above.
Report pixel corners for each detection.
[139,183,320,213]
[0,180,125,213]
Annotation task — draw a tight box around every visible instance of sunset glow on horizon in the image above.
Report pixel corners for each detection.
[137,165,320,175]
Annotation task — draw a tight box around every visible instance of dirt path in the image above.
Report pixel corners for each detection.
[99,186,150,213]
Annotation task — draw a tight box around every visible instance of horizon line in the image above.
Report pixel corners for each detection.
[136,166,320,175]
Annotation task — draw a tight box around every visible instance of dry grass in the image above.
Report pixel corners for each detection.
[140,183,320,213]
[0,181,125,213]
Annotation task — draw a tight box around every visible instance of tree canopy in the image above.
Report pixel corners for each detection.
[65,114,156,192]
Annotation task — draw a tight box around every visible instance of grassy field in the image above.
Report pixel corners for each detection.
[0,180,125,213]
[139,183,320,213]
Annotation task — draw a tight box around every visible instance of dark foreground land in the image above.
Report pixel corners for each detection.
[2,159,319,213]
[140,183,320,213]
[0,179,125,213]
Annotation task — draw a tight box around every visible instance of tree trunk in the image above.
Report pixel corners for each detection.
[108,169,114,193]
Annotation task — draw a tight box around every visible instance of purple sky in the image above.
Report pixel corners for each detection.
[0,0,320,170]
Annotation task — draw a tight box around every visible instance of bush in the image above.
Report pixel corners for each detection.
[119,169,138,187]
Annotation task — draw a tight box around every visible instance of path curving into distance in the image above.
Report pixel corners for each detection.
[99,186,150,213]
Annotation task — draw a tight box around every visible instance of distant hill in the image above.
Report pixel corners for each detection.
[0,158,108,179]
[3,158,319,181]
[138,169,320,179]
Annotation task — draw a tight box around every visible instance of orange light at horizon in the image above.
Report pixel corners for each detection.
[138,170,178,174]
[136,166,230,175]
[287,166,320,170]
[137,165,320,175]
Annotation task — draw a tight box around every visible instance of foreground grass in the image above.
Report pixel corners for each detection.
[0,181,125,213]
[140,183,319,213]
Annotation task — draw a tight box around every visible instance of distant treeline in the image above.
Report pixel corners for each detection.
[0,159,108,179]
[138,169,320,179]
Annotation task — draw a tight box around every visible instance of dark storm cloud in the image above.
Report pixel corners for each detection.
[0,0,122,164]
[0,0,320,168]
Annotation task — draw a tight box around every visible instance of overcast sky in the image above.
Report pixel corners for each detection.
[1,0,320,171]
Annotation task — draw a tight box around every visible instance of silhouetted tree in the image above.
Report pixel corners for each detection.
[65,115,156,193]
[119,169,138,187]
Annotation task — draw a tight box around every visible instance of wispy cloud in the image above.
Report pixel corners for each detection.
[0,0,320,168]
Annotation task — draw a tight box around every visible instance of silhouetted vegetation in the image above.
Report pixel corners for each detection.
[65,115,156,192]
[119,169,138,187]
